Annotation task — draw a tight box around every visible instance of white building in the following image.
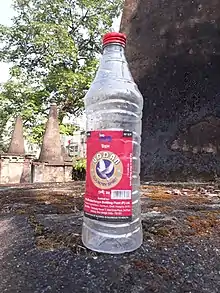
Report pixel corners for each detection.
[61,112,86,158]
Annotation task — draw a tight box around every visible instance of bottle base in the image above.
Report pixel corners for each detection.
[82,224,143,254]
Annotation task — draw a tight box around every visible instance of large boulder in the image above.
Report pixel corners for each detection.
[121,0,220,181]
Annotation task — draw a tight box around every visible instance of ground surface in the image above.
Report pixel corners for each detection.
[1,182,220,292]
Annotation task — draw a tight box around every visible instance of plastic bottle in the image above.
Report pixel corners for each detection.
[82,32,143,254]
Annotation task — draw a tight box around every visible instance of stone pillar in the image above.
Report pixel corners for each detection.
[121,0,220,181]
[38,103,63,163]
[7,116,25,155]
[0,116,32,184]
[33,103,72,183]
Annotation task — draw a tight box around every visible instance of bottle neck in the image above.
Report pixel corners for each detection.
[94,43,133,81]
[102,43,125,56]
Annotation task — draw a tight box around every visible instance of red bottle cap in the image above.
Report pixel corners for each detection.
[103,32,127,47]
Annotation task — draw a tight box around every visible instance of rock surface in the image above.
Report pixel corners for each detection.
[120,0,220,181]
[1,182,220,292]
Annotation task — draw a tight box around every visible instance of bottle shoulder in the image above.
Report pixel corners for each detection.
[85,78,143,100]
[85,85,143,111]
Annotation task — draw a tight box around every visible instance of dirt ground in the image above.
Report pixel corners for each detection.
[1,182,220,292]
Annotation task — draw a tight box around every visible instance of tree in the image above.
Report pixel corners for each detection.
[0,0,122,144]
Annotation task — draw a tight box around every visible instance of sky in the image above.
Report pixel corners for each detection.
[0,0,121,84]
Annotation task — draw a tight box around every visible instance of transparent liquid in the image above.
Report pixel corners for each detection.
[82,44,143,254]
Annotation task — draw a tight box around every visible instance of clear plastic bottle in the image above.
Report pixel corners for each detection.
[82,32,143,254]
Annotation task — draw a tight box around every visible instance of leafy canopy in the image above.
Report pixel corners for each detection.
[0,0,122,144]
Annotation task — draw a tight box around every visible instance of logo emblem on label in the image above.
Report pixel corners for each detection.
[90,151,123,189]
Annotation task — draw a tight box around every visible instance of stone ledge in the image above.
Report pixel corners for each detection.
[32,163,73,183]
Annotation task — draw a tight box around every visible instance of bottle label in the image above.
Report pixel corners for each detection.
[84,130,133,222]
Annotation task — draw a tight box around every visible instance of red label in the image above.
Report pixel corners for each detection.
[84,130,133,222]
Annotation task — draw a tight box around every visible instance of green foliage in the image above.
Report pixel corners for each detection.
[72,157,86,181]
[0,0,123,143]
[73,157,86,172]
[0,93,16,151]
[59,123,78,136]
